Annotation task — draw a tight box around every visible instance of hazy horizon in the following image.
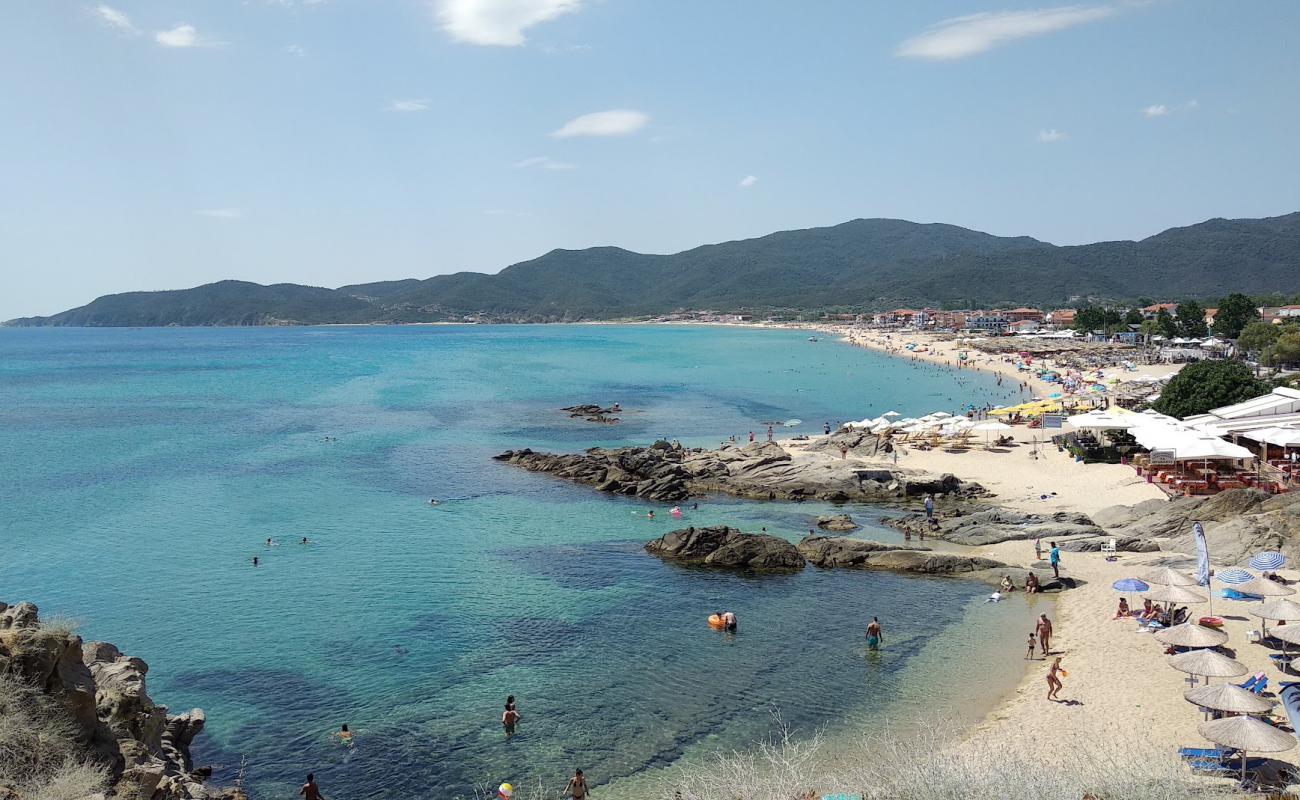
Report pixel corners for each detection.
[4,1,1299,319]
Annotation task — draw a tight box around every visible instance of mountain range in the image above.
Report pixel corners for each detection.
[9,212,1300,326]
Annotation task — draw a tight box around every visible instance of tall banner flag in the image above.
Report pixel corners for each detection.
[1194,521,1211,616]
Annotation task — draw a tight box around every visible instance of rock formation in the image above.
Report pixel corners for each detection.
[815,514,859,532]
[0,601,241,800]
[495,440,984,505]
[1096,489,1300,566]
[886,508,1106,546]
[561,404,621,424]
[645,526,804,570]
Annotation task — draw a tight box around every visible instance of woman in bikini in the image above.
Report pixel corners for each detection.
[1046,657,1064,701]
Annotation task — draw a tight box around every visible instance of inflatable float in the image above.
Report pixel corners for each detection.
[708,614,726,630]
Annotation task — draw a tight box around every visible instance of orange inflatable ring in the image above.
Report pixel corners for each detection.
[708,614,725,629]
[1199,616,1224,628]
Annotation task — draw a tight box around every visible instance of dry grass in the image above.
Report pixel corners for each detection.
[0,674,108,799]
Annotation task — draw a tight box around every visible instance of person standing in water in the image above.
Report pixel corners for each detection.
[252,556,259,567]
[563,768,588,800]
[721,611,737,632]
[502,701,521,737]
[766,425,774,442]
[865,617,883,650]
[300,774,326,800]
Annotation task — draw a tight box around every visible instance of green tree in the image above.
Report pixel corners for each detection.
[1156,308,1179,338]
[1176,300,1208,338]
[1124,308,1143,326]
[1237,321,1282,356]
[1213,293,1260,339]
[1073,306,1105,333]
[1270,331,1300,366]
[1152,360,1270,418]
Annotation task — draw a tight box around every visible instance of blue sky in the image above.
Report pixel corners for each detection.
[2,1,1298,319]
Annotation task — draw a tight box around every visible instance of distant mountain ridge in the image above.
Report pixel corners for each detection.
[10,213,1300,326]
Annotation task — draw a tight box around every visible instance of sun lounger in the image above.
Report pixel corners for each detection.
[1238,674,1265,692]
[1180,746,1237,760]
[1188,757,1268,775]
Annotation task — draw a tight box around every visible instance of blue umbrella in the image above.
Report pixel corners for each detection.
[1249,552,1287,571]
[1216,568,1254,585]
[1114,578,1150,592]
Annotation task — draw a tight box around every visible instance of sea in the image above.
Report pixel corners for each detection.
[0,324,1052,799]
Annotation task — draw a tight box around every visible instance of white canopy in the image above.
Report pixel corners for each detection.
[1247,427,1300,448]
[1067,410,1137,430]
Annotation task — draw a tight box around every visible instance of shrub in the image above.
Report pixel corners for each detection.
[1151,360,1270,419]
[0,674,108,800]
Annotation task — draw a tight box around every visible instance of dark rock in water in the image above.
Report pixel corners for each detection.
[645,526,805,570]
[797,536,927,567]
[816,513,859,532]
[494,441,986,506]
[562,403,621,424]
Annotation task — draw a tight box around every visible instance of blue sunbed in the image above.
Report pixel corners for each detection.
[1222,588,1264,601]
[1239,674,1264,691]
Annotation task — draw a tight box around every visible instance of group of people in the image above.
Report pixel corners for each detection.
[250,536,311,566]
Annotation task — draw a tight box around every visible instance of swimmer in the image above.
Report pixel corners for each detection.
[646,510,655,519]
[429,499,440,506]
[865,616,883,650]
[502,702,521,737]
[300,537,310,545]
[252,556,259,567]
[266,537,274,547]
[721,611,737,632]
[334,724,353,745]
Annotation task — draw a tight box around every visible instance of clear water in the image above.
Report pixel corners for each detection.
[0,325,1043,799]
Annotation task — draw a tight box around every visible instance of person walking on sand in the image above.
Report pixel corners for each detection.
[1049,541,1061,579]
[300,774,326,800]
[1026,632,1036,660]
[564,768,589,800]
[865,617,883,650]
[1034,537,1042,560]
[1046,657,1064,701]
[1036,613,1053,655]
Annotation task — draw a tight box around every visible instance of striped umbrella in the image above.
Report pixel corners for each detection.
[1249,552,1287,571]
[1216,568,1254,585]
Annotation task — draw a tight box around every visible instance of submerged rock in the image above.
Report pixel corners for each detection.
[645,526,805,570]
[816,513,860,532]
[561,403,621,424]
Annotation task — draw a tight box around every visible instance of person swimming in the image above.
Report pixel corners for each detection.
[646,510,655,519]
[300,536,310,544]
[721,611,737,632]
[334,724,353,745]
[429,499,440,505]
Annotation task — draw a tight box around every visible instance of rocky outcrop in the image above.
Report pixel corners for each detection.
[803,429,892,458]
[886,508,1104,546]
[645,526,805,570]
[561,404,621,424]
[797,536,928,567]
[1098,489,1300,566]
[816,514,859,532]
[0,601,241,800]
[495,440,985,505]
[1057,537,1160,553]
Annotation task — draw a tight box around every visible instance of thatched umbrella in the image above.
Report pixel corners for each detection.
[1144,585,1208,604]
[1197,715,1296,780]
[1184,683,1274,715]
[1156,622,1229,648]
[1236,577,1297,598]
[1250,598,1300,636]
[1169,649,1248,685]
[1141,566,1199,587]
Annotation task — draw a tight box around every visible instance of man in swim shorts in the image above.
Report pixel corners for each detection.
[865,616,883,650]
[300,774,326,800]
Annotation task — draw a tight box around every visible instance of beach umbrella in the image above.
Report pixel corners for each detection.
[1184,683,1274,715]
[969,419,1012,447]
[1216,568,1254,585]
[1169,649,1248,684]
[1155,622,1229,648]
[1251,598,1300,620]
[1113,578,1149,592]
[1249,552,1287,571]
[882,411,902,420]
[1235,577,1296,598]
[1144,585,1208,604]
[1140,567,1199,587]
[1198,715,1296,780]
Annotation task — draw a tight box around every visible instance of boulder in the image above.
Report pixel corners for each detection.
[816,514,859,532]
[798,536,928,567]
[645,526,804,571]
[1057,537,1160,553]
[886,508,1104,546]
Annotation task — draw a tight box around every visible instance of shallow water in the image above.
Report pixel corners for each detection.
[0,324,1039,798]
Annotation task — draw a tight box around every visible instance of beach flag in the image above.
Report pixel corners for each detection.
[1194,521,1211,616]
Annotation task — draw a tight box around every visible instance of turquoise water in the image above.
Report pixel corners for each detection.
[0,325,1041,798]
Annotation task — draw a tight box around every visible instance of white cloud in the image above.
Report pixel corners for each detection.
[387,99,430,112]
[155,25,199,48]
[896,5,1115,61]
[285,44,307,57]
[551,109,649,138]
[738,175,758,188]
[1143,104,1168,118]
[433,0,583,46]
[196,208,242,219]
[515,156,576,170]
[1037,128,1067,143]
[93,4,137,34]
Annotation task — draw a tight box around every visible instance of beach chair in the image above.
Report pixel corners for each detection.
[1100,538,1117,554]
[1237,674,1264,692]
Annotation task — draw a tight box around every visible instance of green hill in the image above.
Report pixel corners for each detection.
[10,213,1300,326]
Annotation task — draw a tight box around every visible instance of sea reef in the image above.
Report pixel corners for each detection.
[0,601,239,800]
[493,440,984,505]
[645,526,805,570]
[561,404,621,424]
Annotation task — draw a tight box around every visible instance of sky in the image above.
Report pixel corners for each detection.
[2,1,1299,320]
